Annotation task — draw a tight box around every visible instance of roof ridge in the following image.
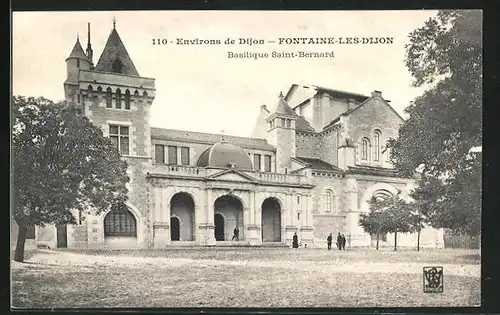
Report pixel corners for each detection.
[150,126,269,142]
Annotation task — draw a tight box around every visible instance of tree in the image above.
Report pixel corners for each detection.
[359,200,388,250]
[12,96,130,262]
[388,10,482,236]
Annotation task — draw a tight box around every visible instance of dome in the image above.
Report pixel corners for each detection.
[196,141,253,170]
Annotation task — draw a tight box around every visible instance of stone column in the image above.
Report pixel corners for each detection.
[344,177,370,247]
[203,188,216,245]
[247,190,261,245]
[153,187,170,248]
[300,194,314,247]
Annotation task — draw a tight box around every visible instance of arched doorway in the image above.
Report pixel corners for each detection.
[170,192,195,241]
[214,195,244,241]
[214,213,225,241]
[170,216,180,241]
[261,198,282,242]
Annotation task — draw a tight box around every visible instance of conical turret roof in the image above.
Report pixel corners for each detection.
[274,92,298,117]
[67,38,88,60]
[94,28,139,76]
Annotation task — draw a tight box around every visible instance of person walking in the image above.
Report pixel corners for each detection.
[341,234,346,250]
[327,233,333,250]
[336,232,342,250]
[292,232,299,248]
[231,226,239,241]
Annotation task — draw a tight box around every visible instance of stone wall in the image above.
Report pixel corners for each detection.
[347,94,403,167]
[295,133,320,158]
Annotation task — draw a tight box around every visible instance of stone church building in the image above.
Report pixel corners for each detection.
[35,23,444,250]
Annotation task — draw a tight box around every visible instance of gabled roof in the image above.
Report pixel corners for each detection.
[294,157,344,173]
[94,28,139,76]
[67,39,88,60]
[322,94,404,131]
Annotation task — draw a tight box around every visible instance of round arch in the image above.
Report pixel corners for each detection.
[213,194,244,241]
[99,201,144,248]
[359,183,400,213]
[169,192,196,241]
[261,197,282,242]
[167,189,199,209]
[257,194,284,211]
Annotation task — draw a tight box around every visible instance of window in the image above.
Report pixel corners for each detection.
[286,119,291,128]
[297,212,300,220]
[325,190,333,212]
[281,118,285,127]
[373,130,381,161]
[106,88,112,108]
[181,147,190,165]
[88,85,93,93]
[264,155,272,172]
[116,88,121,109]
[109,125,129,155]
[104,206,136,237]
[297,196,300,204]
[97,86,102,93]
[77,58,80,68]
[168,146,178,164]
[253,154,261,171]
[77,94,80,103]
[361,138,370,161]
[125,89,131,110]
[155,144,165,163]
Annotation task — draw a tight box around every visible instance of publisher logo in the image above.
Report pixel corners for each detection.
[423,266,444,293]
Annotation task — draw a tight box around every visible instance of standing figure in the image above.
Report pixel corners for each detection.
[292,232,299,248]
[232,226,239,241]
[341,234,346,250]
[327,233,333,250]
[336,232,342,250]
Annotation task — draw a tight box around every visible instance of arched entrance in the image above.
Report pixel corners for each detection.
[170,216,180,241]
[214,195,244,241]
[261,198,282,242]
[214,213,225,241]
[170,192,195,241]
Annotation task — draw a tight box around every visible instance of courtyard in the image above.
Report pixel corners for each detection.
[11,247,480,308]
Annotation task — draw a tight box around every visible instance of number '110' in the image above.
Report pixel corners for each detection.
[152,39,168,45]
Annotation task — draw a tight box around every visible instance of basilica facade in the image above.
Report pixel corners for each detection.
[35,23,444,250]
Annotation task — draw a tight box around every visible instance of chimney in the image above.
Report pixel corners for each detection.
[261,104,269,112]
[371,90,382,97]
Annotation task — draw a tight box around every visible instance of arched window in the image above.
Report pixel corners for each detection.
[106,87,112,108]
[104,206,137,237]
[116,88,122,109]
[373,130,381,161]
[97,86,102,92]
[87,85,93,93]
[125,89,131,110]
[361,138,370,161]
[325,190,334,212]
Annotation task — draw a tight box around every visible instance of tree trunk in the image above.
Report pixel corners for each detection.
[376,232,380,250]
[417,228,421,252]
[394,230,398,251]
[14,224,27,262]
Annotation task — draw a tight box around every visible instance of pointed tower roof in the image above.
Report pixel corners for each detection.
[66,37,88,60]
[94,27,139,76]
[274,92,298,117]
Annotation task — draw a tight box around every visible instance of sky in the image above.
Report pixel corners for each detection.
[12,10,437,137]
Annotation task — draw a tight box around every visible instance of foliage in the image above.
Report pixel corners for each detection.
[359,195,415,250]
[12,96,130,261]
[388,10,482,236]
